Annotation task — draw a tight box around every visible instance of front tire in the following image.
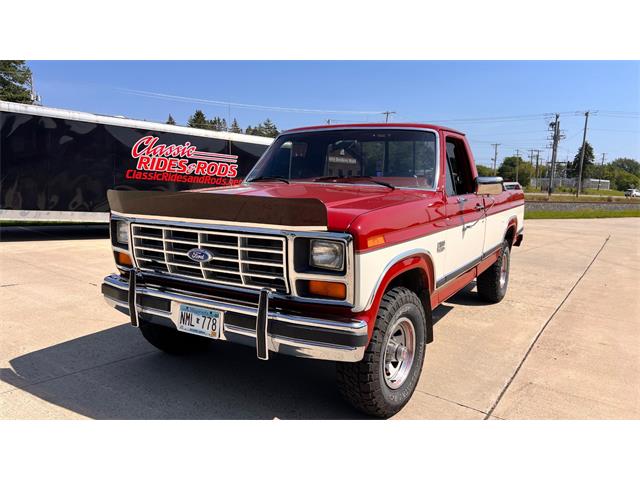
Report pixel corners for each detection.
[477,239,511,303]
[139,321,211,355]
[336,287,427,418]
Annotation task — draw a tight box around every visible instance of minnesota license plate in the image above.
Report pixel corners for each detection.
[177,304,222,339]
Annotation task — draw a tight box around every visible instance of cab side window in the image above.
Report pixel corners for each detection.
[445,137,474,196]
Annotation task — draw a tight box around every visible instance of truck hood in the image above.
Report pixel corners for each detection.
[199,182,433,231]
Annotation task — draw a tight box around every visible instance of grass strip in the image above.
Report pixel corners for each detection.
[525,209,640,220]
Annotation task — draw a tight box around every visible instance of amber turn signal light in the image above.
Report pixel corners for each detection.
[116,251,133,267]
[367,234,385,248]
[307,280,346,300]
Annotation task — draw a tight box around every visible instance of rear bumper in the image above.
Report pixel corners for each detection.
[101,273,368,362]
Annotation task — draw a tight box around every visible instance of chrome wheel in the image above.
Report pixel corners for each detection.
[499,248,510,289]
[383,317,416,390]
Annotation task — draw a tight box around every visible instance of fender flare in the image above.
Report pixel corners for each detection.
[504,215,518,245]
[360,249,435,343]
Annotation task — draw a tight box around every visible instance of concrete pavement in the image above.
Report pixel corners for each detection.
[1,219,638,419]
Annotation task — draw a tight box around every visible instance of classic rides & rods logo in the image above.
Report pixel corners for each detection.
[126,136,242,186]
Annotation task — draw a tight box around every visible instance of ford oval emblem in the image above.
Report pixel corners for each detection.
[187,248,214,263]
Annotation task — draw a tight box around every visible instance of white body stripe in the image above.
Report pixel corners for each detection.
[353,204,524,312]
[484,204,524,252]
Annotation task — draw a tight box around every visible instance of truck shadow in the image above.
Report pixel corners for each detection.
[0,323,371,419]
[443,282,487,307]
[0,225,109,242]
[2,294,466,420]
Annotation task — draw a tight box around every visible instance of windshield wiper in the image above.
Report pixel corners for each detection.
[247,175,290,184]
[313,175,395,190]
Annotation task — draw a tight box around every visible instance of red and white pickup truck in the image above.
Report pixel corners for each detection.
[102,124,524,417]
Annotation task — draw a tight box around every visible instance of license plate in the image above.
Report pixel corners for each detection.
[177,304,222,339]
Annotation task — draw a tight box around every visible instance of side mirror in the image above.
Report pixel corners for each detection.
[475,176,503,195]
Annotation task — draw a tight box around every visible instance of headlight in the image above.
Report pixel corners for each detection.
[116,221,129,245]
[310,239,344,271]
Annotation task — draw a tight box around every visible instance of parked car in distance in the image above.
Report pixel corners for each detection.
[102,123,525,418]
[624,188,640,197]
[503,182,522,191]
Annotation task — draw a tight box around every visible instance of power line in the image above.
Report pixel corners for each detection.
[119,88,387,116]
[382,111,397,123]
[416,111,593,125]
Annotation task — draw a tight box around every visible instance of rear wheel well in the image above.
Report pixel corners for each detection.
[505,224,516,246]
[386,267,433,343]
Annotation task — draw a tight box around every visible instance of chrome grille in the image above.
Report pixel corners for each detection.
[131,223,288,292]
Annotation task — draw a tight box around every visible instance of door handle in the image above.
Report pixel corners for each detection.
[475,204,484,211]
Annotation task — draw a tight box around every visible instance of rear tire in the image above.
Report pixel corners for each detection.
[336,287,427,418]
[477,239,511,303]
[139,321,211,355]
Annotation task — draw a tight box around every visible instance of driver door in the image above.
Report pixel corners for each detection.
[441,135,486,283]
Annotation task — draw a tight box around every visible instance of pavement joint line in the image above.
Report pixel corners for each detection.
[0,349,156,397]
[482,233,612,420]
[417,389,489,416]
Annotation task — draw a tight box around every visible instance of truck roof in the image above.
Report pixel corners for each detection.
[283,122,465,136]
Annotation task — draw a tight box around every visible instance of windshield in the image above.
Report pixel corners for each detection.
[245,129,438,189]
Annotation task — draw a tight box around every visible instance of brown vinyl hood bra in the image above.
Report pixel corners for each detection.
[107,189,328,229]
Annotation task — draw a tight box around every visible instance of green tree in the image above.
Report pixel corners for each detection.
[498,156,533,186]
[260,118,279,138]
[187,110,207,129]
[229,118,242,133]
[166,114,176,125]
[206,116,228,131]
[206,117,219,130]
[611,158,640,177]
[602,164,640,190]
[476,165,493,177]
[0,60,34,104]
[567,142,595,184]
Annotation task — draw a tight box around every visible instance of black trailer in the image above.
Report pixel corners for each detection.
[0,101,272,222]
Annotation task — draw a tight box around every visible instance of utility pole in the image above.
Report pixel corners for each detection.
[491,143,500,175]
[382,111,396,123]
[514,149,520,183]
[576,110,590,197]
[597,153,606,190]
[540,152,548,191]
[531,149,541,189]
[27,71,41,105]
[548,114,561,196]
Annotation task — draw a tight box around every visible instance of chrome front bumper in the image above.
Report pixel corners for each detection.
[101,274,368,362]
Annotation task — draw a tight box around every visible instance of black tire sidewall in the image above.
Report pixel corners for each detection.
[499,241,511,297]
[378,299,426,410]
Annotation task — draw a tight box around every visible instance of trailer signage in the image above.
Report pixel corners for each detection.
[128,135,241,185]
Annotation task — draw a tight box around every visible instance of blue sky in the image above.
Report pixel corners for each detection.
[28,61,639,166]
